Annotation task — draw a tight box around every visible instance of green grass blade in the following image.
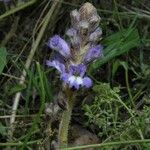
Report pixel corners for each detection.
[90,28,140,71]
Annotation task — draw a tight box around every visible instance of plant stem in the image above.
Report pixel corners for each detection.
[61,139,150,150]
[0,139,41,147]
[58,89,74,148]
[114,93,144,140]
[125,69,135,107]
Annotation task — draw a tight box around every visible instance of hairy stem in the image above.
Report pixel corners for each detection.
[58,89,74,148]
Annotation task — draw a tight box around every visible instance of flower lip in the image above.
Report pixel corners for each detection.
[83,77,92,88]
[83,44,103,64]
[47,35,71,58]
[68,75,83,89]
[46,60,65,73]
[60,64,92,90]
[61,73,92,90]
[50,35,59,47]
[69,64,86,77]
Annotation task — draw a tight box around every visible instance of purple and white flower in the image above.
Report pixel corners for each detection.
[47,35,71,58]
[46,4,103,90]
[83,44,103,64]
[46,60,65,73]
[46,59,92,90]
[60,64,92,89]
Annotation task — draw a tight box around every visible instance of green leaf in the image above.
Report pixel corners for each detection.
[112,60,128,77]
[0,47,7,74]
[119,61,128,70]
[90,28,140,71]
[8,84,26,96]
[0,123,7,136]
[112,59,120,77]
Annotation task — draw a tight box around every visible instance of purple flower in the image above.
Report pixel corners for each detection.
[46,59,92,90]
[61,64,92,89]
[83,44,103,64]
[46,60,65,73]
[69,64,86,77]
[83,77,92,88]
[47,35,71,58]
[46,4,103,90]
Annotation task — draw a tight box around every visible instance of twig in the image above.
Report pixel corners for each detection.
[1,73,24,81]
[0,139,41,147]
[61,139,150,150]
[10,0,61,134]
[1,16,20,46]
[0,0,37,21]
[0,114,45,119]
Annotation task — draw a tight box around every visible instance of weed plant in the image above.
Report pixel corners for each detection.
[0,0,150,149]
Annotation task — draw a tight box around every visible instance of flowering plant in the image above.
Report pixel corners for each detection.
[46,2,103,148]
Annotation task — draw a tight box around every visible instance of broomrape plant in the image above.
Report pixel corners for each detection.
[46,2,103,148]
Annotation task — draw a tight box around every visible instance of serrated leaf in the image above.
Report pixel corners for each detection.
[0,47,7,74]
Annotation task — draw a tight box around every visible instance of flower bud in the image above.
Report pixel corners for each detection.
[47,35,71,58]
[79,2,97,21]
[89,15,101,32]
[89,27,102,42]
[70,9,80,29]
[66,28,80,50]
[79,21,89,38]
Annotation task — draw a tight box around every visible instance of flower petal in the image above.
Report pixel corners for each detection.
[76,76,83,85]
[47,35,71,58]
[69,64,86,77]
[83,77,92,88]
[68,76,76,85]
[68,75,79,89]
[83,44,103,64]
[60,73,70,83]
[77,64,86,77]
[46,60,65,73]
[67,75,83,90]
